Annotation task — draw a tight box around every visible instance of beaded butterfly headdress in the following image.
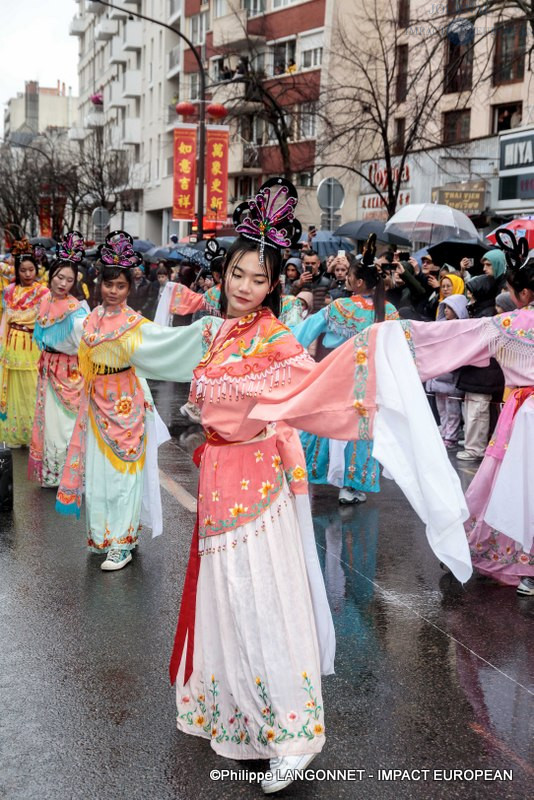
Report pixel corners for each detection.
[495,229,529,271]
[97,230,142,269]
[55,231,85,264]
[232,177,302,264]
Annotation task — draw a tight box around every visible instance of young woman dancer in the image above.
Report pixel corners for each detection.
[56,231,223,571]
[293,241,398,504]
[168,182,480,794]
[401,233,534,595]
[169,180,335,794]
[0,240,49,447]
[28,233,88,486]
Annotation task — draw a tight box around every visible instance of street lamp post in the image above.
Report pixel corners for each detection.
[95,0,207,241]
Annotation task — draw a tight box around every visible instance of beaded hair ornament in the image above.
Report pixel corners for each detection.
[204,238,226,271]
[98,230,142,269]
[232,177,302,264]
[55,231,85,264]
[495,229,529,271]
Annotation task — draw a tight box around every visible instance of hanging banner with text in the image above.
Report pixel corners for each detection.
[39,196,53,237]
[205,126,229,222]
[173,125,197,221]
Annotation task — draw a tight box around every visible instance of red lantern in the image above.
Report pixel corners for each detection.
[175,101,196,117]
[206,103,228,120]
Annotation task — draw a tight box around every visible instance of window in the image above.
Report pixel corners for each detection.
[302,47,322,69]
[493,20,527,85]
[169,0,181,17]
[243,0,265,16]
[190,73,201,100]
[214,0,226,18]
[393,118,406,155]
[270,40,296,76]
[444,39,473,93]
[191,11,209,45]
[295,171,313,187]
[267,111,292,143]
[396,45,408,103]
[299,102,317,139]
[492,102,522,133]
[443,109,470,144]
[398,0,410,27]
[447,0,477,13]
[273,0,296,7]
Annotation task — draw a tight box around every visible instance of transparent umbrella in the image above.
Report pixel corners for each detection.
[384,203,479,246]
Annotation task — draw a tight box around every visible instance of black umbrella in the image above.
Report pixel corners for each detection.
[334,220,410,246]
[29,236,57,250]
[132,238,156,253]
[427,237,491,272]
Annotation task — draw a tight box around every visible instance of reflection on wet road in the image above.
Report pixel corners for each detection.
[0,381,532,799]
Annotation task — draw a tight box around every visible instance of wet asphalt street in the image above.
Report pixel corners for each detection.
[1,381,533,800]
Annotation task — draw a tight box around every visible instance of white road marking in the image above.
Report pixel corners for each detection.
[159,469,197,513]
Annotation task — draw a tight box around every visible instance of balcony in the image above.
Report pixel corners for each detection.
[110,38,127,65]
[109,6,128,19]
[211,78,263,111]
[95,19,118,40]
[109,125,125,151]
[109,81,127,107]
[86,1,105,12]
[212,9,265,49]
[123,70,142,98]
[69,16,85,36]
[85,106,105,128]
[129,162,145,191]
[123,117,142,144]
[68,126,88,141]
[122,20,142,50]
[167,44,181,79]
[168,0,182,24]
[228,141,261,174]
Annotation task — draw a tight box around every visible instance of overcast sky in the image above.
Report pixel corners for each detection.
[1,0,79,131]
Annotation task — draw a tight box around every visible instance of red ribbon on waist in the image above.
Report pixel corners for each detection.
[169,428,245,686]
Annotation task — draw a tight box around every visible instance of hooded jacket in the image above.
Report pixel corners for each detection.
[482,250,507,290]
[427,295,469,395]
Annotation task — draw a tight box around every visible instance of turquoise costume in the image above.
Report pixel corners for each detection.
[294,295,398,493]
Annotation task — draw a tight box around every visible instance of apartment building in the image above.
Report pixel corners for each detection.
[4,81,77,144]
[348,1,534,225]
[69,0,362,241]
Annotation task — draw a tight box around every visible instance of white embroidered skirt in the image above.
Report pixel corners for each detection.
[175,483,326,759]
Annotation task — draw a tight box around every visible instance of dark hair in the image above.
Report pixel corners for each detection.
[156,264,172,277]
[506,262,534,295]
[301,249,319,259]
[219,237,281,317]
[14,254,38,285]
[349,261,386,322]
[101,265,133,286]
[49,260,78,285]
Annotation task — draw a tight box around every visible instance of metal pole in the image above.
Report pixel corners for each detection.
[95,1,206,241]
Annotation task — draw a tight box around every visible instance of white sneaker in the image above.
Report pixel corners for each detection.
[262,753,317,794]
[456,450,483,461]
[338,487,367,505]
[516,577,534,596]
[101,547,132,571]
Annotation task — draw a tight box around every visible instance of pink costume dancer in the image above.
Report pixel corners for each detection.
[401,232,534,593]
[169,180,471,794]
[29,232,88,486]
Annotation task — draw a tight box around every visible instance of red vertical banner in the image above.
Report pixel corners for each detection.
[205,126,229,223]
[39,197,52,237]
[173,125,197,221]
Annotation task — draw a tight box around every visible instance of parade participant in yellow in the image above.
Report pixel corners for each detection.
[0,240,49,447]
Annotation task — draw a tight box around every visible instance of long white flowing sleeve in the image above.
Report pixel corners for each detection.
[372,323,472,583]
